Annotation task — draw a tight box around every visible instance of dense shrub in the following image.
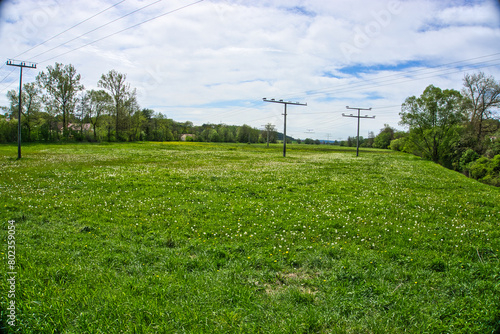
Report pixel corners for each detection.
[389,138,406,151]
[459,149,480,173]
[468,155,500,186]
[0,118,19,143]
[469,157,489,179]
[373,131,392,149]
[481,174,500,187]
[485,130,500,157]
[488,154,500,175]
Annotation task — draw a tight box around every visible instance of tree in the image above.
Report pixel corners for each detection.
[152,113,175,141]
[37,63,84,137]
[88,90,113,141]
[98,70,136,141]
[39,98,60,141]
[208,128,220,142]
[76,91,90,138]
[141,108,155,140]
[0,111,17,143]
[7,82,41,141]
[342,136,362,147]
[129,109,145,141]
[263,123,276,147]
[123,93,140,141]
[373,124,395,149]
[237,124,259,143]
[364,131,375,147]
[218,125,236,143]
[462,72,500,146]
[400,85,465,165]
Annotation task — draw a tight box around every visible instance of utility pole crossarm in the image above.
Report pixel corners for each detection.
[262,98,307,106]
[262,98,307,157]
[6,59,37,68]
[342,113,375,119]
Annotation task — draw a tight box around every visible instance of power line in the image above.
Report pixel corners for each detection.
[240,113,280,126]
[0,81,16,95]
[130,54,500,123]
[328,59,500,96]
[372,104,401,110]
[32,0,165,61]
[247,54,496,134]
[0,0,127,88]
[0,68,16,85]
[157,100,267,124]
[14,0,127,59]
[205,100,266,121]
[301,60,500,101]
[1,0,203,90]
[281,53,500,100]
[38,0,205,64]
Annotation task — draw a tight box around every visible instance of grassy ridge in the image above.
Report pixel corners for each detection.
[0,142,499,333]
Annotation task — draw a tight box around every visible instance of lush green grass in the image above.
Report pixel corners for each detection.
[1,142,499,333]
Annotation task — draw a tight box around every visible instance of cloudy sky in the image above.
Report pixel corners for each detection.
[1,0,499,140]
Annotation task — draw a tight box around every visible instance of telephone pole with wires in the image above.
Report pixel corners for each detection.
[6,59,37,159]
[342,106,375,157]
[263,98,307,157]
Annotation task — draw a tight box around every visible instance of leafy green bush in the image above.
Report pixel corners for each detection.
[373,131,392,149]
[390,138,405,151]
[485,130,500,156]
[488,154,500,174]
[459,149,480,172]
[480,174,500,187]
[469,157,489,179]
[468,155,500,186]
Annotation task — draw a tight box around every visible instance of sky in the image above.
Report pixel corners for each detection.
[0,0,499,141]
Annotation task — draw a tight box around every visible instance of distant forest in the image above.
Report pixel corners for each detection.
[0,64,279,145]
[1,63,499,185]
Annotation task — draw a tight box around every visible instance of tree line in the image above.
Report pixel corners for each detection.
[0,63,278,144]
[297,72,500,186]
[383,72,499,186]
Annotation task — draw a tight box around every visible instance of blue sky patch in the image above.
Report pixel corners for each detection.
[286,6,316,17]
[363,92,384,100]
[338,60,427,76]
[315,95,342,103]
[321,71,342,79]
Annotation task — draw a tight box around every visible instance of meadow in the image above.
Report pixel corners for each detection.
[0,142,499,333]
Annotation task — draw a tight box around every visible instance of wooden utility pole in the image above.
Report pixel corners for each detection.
[263,98,307,157]
[6,59,37,159]
[342,106,375,157]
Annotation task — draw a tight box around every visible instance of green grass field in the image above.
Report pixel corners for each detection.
[0,142,499,333]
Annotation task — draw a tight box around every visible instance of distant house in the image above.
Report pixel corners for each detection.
[180,134,195,141]
[58,123,93,132]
